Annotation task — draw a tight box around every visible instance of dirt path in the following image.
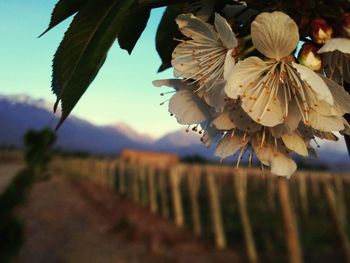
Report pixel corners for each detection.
[15,173,241,263]
[0,164,23,193]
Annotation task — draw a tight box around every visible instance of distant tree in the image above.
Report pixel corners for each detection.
[23,128,56,172]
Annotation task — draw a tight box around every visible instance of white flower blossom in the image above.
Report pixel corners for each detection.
[172,13,239,92]
[225,11,347,133]
[153,11,350,178]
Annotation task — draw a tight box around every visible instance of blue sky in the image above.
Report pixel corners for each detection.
[0,1,178,138]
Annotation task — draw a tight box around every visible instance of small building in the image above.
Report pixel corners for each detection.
[120,149,179,168]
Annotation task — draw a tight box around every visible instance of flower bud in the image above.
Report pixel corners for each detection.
[340,12,350,37]
[310,18,333,44]
[298,43,322,71]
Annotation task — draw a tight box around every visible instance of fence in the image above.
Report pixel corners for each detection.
[52,157,350,263]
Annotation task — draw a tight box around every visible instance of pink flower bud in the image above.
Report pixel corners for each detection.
[298,43,322,71]
[310,18,333,44]
[340,12,350,37]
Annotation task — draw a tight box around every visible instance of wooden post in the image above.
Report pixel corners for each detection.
[92,160,101,183]
[132,165,140,203]
[234,170,258,263]
[108,161,117,190]
[139,165,148,207]
[169,166,184,227]
[187,166,202,237]
[310,173,321,199]
[298,172,309,216]
[267,174,276,212]
[105,161,111,188]
[102,161,108,186]
[158,169,169,218]
[334,176,347,226]
[206,172,226,250]
[118,161,126,195]
[277,177,303,263]
[323,182,350,263]
[148,166,158,213]
[126,165,133,199]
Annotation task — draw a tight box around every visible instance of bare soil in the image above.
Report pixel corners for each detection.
[15,172,241,263]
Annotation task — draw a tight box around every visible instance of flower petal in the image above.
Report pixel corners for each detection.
[214,13,238,49]
[304,87,339,116]
[318,38,350,54]
[176,13,217,41]
[227,57,286,127]
[203,79,227,111]
[270,152,297,178]
[224,49,236,79]
[252,136,297,178]
[270,100,302,137]
[172,14,229,89]
[172,44,203,80]
[281,132,308,157]
[215,131,248,159]
[153,79,193,91]
[341,119,350,136]
[308,111,345,132]
[292,62,334,105]
[169,90,210,125]
[224,49,236,80]
[212,112,236,130]
[321,50,350,83]
[225,56,267,99]
[316,131,338,141]
[320,75,350,113]
[202,125,220,147]
[251,11,299,60]
[241,83,285,127]
[230,105,262,133]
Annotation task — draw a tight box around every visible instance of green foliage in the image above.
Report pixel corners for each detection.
[52,0,135,127]
[39,0,86,37]
[0,216,24,263]
[118,5,151,54]
[0,169,34,263]
[24,128,56,171]
[0,169,35,216]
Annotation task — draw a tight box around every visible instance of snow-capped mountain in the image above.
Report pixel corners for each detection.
[0,94,52,111]
[0,94,207,155]
[107,123,155,144]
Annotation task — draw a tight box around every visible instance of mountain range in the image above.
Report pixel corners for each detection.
[0,94,349,170]
[0,94,214,157]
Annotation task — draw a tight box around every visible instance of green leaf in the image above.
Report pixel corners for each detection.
[39,0,87,37]
[156,4,185,72]
[118,5,151,54]
[53,0,134,128]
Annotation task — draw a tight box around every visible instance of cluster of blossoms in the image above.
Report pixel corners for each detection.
[154,11,350,177]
